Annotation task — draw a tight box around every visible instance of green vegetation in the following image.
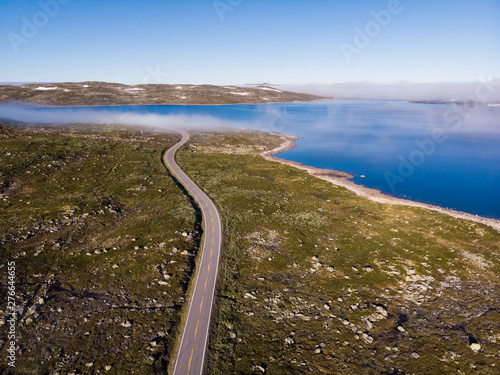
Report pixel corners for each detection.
[0,122,199,374]
[1,124,499,374]
[177,132,500,374]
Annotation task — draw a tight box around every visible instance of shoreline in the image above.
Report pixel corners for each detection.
[261,133,500,232]
[0,99,329,109]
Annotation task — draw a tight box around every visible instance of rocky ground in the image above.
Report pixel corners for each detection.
[1,125,499,374]
[0,82,325,106]
[0,122,200,374]
[178,132,500,375]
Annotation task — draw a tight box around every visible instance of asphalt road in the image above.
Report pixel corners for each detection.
[165,130,222,375]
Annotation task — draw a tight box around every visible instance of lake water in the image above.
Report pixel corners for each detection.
[2,100,500,219]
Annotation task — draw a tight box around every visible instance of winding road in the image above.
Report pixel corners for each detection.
[165,130,222,375]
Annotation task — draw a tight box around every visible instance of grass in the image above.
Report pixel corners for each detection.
[176,132,500,375]
[1,125,499,374]
[0,122,199,374]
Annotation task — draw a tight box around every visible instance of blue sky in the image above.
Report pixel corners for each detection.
[0,0,499,85]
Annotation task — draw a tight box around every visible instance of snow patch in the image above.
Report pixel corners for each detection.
[259,87,282,92]
[82,85,89,88]
[230,92,250,96]
[34,87,58,91]
[176,86,183,89]
[124,88,145,91]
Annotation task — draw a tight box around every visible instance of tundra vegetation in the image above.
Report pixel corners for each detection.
[1,123,499,374]
[177,132,500,375]
[0,121,199,374]
[0,82,324,106]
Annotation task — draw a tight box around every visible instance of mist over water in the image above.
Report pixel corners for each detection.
[281,80,500,102]
[1,100,499,218]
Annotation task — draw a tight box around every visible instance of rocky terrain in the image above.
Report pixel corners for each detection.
[1,124,499,374]
[0,121,200,374]
[178,132,500,375]
[0,82,325,106]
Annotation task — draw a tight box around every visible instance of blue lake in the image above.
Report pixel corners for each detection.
[2,100,500,219]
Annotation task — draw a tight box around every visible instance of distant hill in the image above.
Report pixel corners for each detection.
[0,82,326,106]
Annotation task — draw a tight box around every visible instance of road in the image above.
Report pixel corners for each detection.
[165,130,222,375]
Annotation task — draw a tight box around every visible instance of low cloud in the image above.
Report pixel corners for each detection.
[281,80,500,102]
[0,103,254,132]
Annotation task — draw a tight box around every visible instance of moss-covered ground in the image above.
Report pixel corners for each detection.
[0,122,198,374]
[177,132,500,375]
[1,125,499,374]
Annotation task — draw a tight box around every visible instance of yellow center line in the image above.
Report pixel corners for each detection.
[200,296,204,313]
[211,217,213,224]
[204,277,208,291]
[212,237,214,244]
[188,348,194,371]
[207,261,211,273]
[195,319,200,340]
[210,248,213,257]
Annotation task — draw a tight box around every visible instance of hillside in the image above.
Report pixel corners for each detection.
[0,82,326,106]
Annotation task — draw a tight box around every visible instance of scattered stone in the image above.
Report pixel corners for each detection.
[362,333,374,344]
[470,342,481,352]
[410,352,420,359]
[121,319,132,328]
[284,337,294,345]
[375,305,388,318]
[244,292,257,300]
[254,365,266,373]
